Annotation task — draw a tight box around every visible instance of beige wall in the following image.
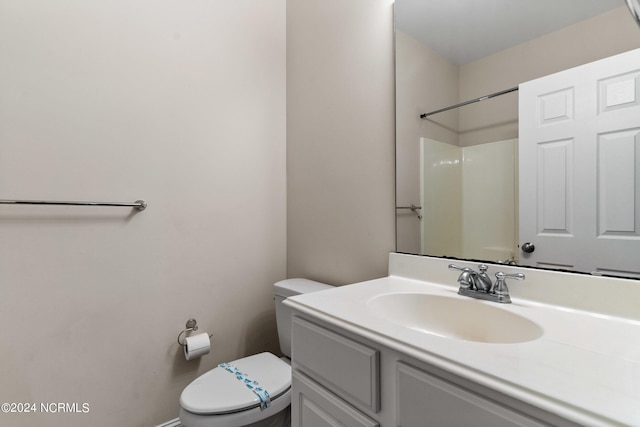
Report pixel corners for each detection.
[0,1,396,424]
[0,1,286,426]
[286,0,396,285]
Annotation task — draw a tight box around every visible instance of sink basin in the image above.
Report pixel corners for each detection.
[367,293,543,343]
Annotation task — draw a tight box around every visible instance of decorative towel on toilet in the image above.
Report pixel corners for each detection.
[219,362,271,409]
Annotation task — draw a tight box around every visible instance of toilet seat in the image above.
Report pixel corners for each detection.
[180,352,291,415]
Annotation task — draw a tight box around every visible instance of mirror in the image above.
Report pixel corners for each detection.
[395,0,640,278]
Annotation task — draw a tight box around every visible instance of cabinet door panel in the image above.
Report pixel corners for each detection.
[293,371,379,427]
[292,316,380,412]
[397,363,549,427]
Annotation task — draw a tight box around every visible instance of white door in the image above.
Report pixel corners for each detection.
[519,48,640,277]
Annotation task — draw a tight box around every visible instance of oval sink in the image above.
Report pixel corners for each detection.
[367,293,542,344]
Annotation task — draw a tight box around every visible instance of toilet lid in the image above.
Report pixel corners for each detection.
[180,352,291,415]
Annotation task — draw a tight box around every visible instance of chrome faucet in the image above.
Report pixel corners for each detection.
[448,264,525,304]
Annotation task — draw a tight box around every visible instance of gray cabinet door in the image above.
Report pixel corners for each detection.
[397,363,549,427]
[292,316,380,413]
[292,371,379,427]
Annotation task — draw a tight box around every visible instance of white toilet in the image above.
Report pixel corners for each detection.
[179,278,333,427]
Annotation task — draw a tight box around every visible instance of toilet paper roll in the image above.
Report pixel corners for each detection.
[183,332,211,360]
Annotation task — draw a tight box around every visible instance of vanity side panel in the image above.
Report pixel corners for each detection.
[291,316,380,413]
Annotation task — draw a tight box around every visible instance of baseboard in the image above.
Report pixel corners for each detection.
[156,418,181,427]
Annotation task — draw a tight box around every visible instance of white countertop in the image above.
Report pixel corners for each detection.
[285,254,640,427]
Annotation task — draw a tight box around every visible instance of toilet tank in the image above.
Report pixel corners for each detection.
[274,278,333,357]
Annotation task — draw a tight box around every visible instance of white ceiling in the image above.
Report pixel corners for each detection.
[395,0,624,65]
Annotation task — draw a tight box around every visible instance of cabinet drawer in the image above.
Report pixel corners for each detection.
[292,316,380,412]
[292,371,379,427]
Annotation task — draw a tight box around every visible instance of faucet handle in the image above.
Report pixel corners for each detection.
[493,272,525,303]
[496,272,526,281]
[448,264,467,272]
[448,264,476,290]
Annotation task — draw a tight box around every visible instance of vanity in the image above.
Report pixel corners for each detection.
[284,253,640,427]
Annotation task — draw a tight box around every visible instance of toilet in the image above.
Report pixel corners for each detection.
[179,278,333,427]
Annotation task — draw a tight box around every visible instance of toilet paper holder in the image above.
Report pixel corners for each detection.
[177,318,211,346]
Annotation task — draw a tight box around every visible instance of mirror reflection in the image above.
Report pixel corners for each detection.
[395,0,640,278]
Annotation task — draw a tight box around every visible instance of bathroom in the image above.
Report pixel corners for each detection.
[0,1,393,426]
[0,1,638,427]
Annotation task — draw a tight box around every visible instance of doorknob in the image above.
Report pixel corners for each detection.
[521,242,535,253]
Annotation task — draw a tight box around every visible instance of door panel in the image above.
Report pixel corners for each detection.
[519,48,640,277]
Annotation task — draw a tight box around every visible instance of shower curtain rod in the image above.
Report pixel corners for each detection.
[420,86,518,119]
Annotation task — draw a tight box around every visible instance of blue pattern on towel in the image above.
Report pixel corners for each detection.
[219,362,271,410]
